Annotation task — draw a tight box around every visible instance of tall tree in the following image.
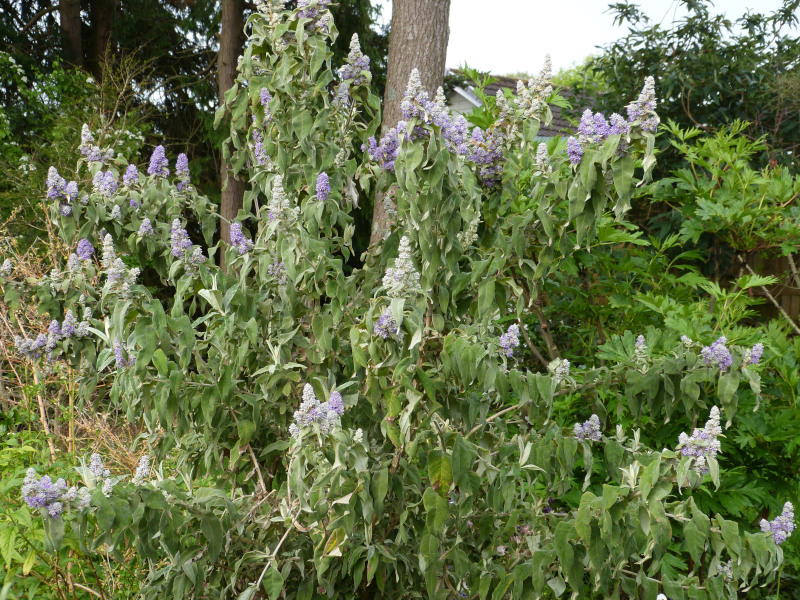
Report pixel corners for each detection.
[217,0,246,252]
[370,0,451,246]
[59,0,84,67]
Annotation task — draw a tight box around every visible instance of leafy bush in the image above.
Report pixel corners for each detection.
[1,1,796,599]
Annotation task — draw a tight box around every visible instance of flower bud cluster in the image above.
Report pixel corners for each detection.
[550,358,571,383]
[760,502,795,545]
[535,143,552,175]
[265,175,300,229]
[457,214,480,247]
[676,406,722,474]
[498,324,520,357]
[132,455,151,484]
[573,414,602,441]
[382,236,421,298]
[634,334,647,362]
[0,259,12,277]
[514,55,553,120]
[701,336,733,372]
[102,234,139,295]
[288,384,345,439]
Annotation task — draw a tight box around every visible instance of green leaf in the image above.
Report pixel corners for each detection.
[427,450,453,495]
[152,349,168,376]
[422,487,449,533]
[237,420,256,446]
[262,564,283,600]
[201,515,224,563]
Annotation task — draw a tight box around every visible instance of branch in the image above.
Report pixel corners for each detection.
[532,286,560,360]
[741,259,800,335]
[21,4,60,35]
[517,318,549,369]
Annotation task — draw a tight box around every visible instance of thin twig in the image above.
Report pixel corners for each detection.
[532,286,560,360]
[517,318,549,369]
[742,261,800,335]
[787,254,800,289]
[32,369,57,462]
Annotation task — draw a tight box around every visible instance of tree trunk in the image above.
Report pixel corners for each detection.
[218,0,246,260]
[60,0,84,68]
[87,0,116,80]
[370,0,451,246]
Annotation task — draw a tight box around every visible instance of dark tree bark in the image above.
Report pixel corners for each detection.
[370,0,451,245]
[59,0,84,67]
[86,0,117,80]
[218,0,246,259]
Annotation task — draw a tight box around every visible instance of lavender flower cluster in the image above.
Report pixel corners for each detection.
[123,164,139,187]
[676,406,722,474]
[316,171,330,201]
[296,0,331,30]
[260,87,273,121]
[760,502,795,545]
[382,236,421,298]
[14,308,91,360]
[498,324,520,357]
[338,34,370,87]
[46,167,79,215]
[170,220,206,271]
[21,459,99,520]
[175,153,190,191]
[364,69,469,172]
[268,259,287,285]
[92,170,118,198]
[566,77,659,165]
[148,145,170,177]
[229,222,254,254]
[288,384,345,439]
[573,414,602,442]
[252,129,271,167]
[373,307,401,339]
[701,337,733,372]
[78,124,113,163]
[743,343,764,366]
[113,338,135,368]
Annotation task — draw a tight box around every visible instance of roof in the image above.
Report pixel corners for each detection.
[446,71,590,138]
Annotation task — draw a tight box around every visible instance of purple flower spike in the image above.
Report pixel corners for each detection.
[76,239,94,261]
[316,172,330,201]
[147,145,170,177]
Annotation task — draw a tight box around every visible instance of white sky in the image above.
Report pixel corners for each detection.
[373,0,791,75]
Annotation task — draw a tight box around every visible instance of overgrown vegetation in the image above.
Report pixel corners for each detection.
[2,1,800,599]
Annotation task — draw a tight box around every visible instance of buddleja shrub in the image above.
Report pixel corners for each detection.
[1,1,795,598]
